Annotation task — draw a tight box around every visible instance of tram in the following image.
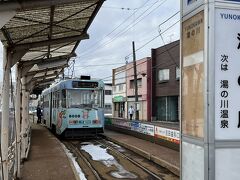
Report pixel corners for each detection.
[41,76,105,137]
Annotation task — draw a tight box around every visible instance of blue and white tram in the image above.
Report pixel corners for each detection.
[42,77,105,137]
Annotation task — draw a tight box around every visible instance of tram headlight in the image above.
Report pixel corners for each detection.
[93,120,100,124]
[69,120,79,125]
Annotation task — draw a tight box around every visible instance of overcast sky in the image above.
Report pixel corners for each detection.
[0,0,180,83]
[73,0,180,82]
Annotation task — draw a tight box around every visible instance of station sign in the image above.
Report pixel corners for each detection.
[182,11,204,138]
[215,8,240,140]
[224,0,240,2]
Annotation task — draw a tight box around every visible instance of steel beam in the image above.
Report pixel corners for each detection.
[12,33,89,51]
[1,46,10,180]
[20,53,75,67]
[15,63,21,178]
[21,77,27,160]
[26,65,67,76]
[0,0,97,11]
[10,48,29,67]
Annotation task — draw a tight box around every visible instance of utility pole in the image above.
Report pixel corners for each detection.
[132,41,139,120]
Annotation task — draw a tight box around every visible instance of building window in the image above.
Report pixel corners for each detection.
[176,67,180,80]
[105,90,112,95]
[130,78,142,89]
[158,69,169,82]
[119,84,124,91]
[105,104,112,109]
[156,96,178,122]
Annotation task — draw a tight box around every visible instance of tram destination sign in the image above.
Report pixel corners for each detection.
[72,81,98,88]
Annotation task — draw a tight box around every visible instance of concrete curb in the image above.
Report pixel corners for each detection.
[54,135,80,180]
[103,135,180,177]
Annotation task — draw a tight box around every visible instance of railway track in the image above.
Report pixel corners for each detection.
[63,138,178,180]
[63,141,101,180]
[94,139,163,180]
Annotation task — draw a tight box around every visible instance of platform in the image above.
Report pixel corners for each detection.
[103,129,180,176]
[21,123,77,180]
[20,123,179,179]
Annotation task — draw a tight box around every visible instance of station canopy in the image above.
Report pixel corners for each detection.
[0,0,104,94]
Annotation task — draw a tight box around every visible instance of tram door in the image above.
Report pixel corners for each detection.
[49,92,53,128]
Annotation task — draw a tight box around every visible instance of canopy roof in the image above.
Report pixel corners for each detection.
[0,0,104,94]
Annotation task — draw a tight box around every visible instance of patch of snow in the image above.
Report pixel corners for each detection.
[81,144,114,161]
[81,142,91,145]
[106,141,125,152]
[81,143,137,179]
[61,143,87,180]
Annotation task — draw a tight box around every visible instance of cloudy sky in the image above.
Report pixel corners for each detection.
[0,0,180,83]
[73,0,180,82]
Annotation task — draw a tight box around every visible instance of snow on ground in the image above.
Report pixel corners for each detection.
[61,143,87,180]
[81,142,137,179]
[106,141,126,152]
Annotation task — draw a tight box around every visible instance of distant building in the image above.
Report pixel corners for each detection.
[151,40,180,123]
[126,57,151,121]
[104,83,112,115]
[112,65,127,118]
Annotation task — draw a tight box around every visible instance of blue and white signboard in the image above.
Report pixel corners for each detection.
[182,0,204,16]
[215,8,240,140]
[224,0,240,2]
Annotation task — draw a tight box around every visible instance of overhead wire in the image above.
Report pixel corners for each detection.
[74,1,179,82]
[125,19,180,59]
[74,62,125,70]
[101,41,179,82]
[80,21,180,82]
[103,60,179,82]
[79,0,152,58]
[78,0,166,59]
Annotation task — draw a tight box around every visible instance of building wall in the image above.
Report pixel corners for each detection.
[126,57,151,121]
[112,65,127,118]
[104,84,112,115]
[151,40,180,122]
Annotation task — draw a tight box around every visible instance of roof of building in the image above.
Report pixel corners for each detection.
[0,0,104,94]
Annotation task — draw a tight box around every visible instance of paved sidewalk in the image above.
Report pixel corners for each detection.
[103,129,180,176]
[21,124,77,180]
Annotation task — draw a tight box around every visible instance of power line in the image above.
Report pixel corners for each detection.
[102,6,136,11]
[101,41,179,81]
[79,0,152,57]
[103,60,179,82]
[79,0,166,59]
[125,19,180,59]
[102,1,162,11]
[74,62,125,70]
[76,17,180,82]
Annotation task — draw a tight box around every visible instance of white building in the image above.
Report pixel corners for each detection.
[112,65,127,118]
[104,83,112,115]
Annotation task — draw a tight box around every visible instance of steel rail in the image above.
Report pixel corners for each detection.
[95,139,163,180]
[64,141,101,180]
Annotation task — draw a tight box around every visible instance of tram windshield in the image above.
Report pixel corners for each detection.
[66,89,103,108]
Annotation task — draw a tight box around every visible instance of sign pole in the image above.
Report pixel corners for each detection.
[181,0,240,179]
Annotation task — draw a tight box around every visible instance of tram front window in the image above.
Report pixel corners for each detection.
[67,89,102,108]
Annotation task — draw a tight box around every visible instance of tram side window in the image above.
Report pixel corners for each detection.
[43,95,49,108]
[53,92,57,108]
[56,91,60,108]
[62,90,66,108]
